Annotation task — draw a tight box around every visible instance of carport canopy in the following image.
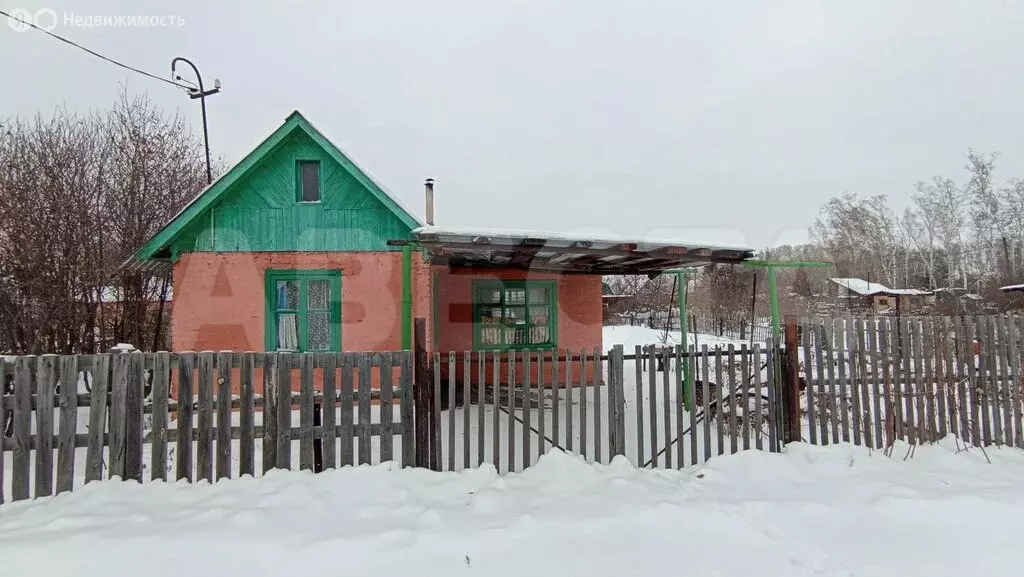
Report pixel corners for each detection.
[395,226,755,274]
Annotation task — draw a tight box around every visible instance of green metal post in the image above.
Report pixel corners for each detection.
[677,270,692,410]
[401,244,413,350]
[768,266,780,346]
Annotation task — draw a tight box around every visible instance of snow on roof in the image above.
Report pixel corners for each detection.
[412,225,753,253]
[829,278,931,296]
[999,284,1024,292]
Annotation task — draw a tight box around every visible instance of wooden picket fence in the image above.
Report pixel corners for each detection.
[799,315,1024,450]
[0,351,413,503]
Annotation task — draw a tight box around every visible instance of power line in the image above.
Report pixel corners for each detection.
[1,9,193,90]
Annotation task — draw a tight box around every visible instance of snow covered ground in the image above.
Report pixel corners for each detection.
[2,440,1024,577]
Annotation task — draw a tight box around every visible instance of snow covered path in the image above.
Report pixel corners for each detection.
[3,440,1024,577]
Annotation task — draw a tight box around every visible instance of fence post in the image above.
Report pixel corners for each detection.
[413,318,435,469]
[782,315,802,444]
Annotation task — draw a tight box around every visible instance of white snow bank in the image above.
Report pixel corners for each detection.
[3,441,1024,577]
[604,324,759,350]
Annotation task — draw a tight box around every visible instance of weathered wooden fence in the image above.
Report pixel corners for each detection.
[799,314,1024,450]
[432,344,783,473]
[0,351,413,503]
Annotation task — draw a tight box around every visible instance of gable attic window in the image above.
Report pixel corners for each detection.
[297,160,321,202]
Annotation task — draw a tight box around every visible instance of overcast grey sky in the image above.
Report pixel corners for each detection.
[3,0,1023,249]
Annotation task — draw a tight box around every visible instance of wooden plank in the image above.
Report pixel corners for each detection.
[940,317,956,440]
[714,346,725,456]
[801,319,817,445]
[687,346,699,465]
[299,353,315,471]
[976,316,991,446]
[1012,316,1024,448]
[261,353,278,474]
[358,353,373,466]
[751,345,764,451]
[921,318,937,443]
[765,342,778,452]
[491,350,500,470]
[594,346,602,463]
[955,316,973,445]
[380,352,394,463]
[216,352,234,480]
[400,352,415,467]
[563,350,573,453]
[318,353,336,470]
[108,353,129,481]
[847,318,862,446]
[701,345,712,461]
[507,351,516,471]
[523,351,532,467]
[125,353,146,483]
[740,344,751,450]
[895,317,910,442]
[659,347,671,466]
[239,353,256,476]
[276,353,293,469]
[648,346,658,465]
[339,354,355,467]
[856,318,871,447]
[196,352,215,482]
[814,320,830,444]
[580,348,589,461]
[463,351,471,468]
[835,319,851,443]
[151,352,170,482]
[996,315,1013,446]
[432,352,442,470]
[932,318,948,440]
[984,316,999,445]
[635,345,644,466]
[675,346,686,466]
[56,355,79,494]
[12,356,33,500]
[727,345,738,454]
[823,317,839,444]
[85,355,110,483]
[551,350,561,453]
[446,351,456,471]
[36,355,57,496]
[869,318,884,449]
[478,352,486,466]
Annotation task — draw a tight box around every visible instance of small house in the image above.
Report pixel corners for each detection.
[829,277,931,314]
[126,111,753,385]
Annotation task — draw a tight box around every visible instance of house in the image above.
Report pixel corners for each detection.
[829,277,931,314]
[126,111,754,386]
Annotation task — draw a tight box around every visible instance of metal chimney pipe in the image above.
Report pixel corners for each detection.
[424,178,435,225]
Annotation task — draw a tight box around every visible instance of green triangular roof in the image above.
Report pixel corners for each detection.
[130,110,422,262]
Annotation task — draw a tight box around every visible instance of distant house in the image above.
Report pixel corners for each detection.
[125,110,754,387]
[830,278,931,314]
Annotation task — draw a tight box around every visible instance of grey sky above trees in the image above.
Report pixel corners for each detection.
[2,0,1024,249]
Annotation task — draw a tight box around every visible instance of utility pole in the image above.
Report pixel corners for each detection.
[171,57,221,183]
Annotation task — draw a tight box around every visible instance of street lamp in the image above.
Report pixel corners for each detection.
[171,57,220,184]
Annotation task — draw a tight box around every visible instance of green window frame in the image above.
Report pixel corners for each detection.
[472,280,557,350]
[295,160,321,202]
[264,269,342,352]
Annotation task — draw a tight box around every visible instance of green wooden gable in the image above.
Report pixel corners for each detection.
[132,111,421,262]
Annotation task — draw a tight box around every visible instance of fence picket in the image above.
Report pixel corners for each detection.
[867,318,883,449]
[687,346,699,465]
[357,353,372,466]
[801,319,817,445]
[955,317,974,446]
[56,355,79,494]
[835,320,851,443]
[380,352,394,463]
[447,352,455,471]
[125,353,145,483]
[12,356,33,500]
[594,346,602,463]
[85,355,110,483]
[216,352,233,480]
[492,351,500,470]
[318,353,337,470]
[276,353,292,468]
[299,353,315,471]
[479,352,487,465]
[752,345,764,451]
[813,320,829,444]
[847,319,862,446]
[727,345,738,454]
[508,351,516,471]
[765,342,778,452]
[108,353,128,481]
[151,353,170,482]
[401,352,415,467]
[984,316,1000,446]
[921,318,937,442]
[931,318,948,440]
[663,347,673,466]
[36,355,57,496]
[1012,316,1024,448]
[196,352,215,482]
[941,317,957,441]
[463,352,471,468]
[996,315,1013,446]
[899,317,915,443]
[823,318,839,444]
[701,346,712,461]
[239,353,256,476]
[648,346,658,466]
[551,351,560,455]
[975,316,991,446]
[581,349,590,461]
[676,346,686,466]
[714,347,725,456]
[432,351,442,470]
[856,319,871,447]
[523,352,532,468]
[340,354,355,467]
[635,345,644,466]
[911,320,927,443]
[261,353,278,474]
[740,344,751,450]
